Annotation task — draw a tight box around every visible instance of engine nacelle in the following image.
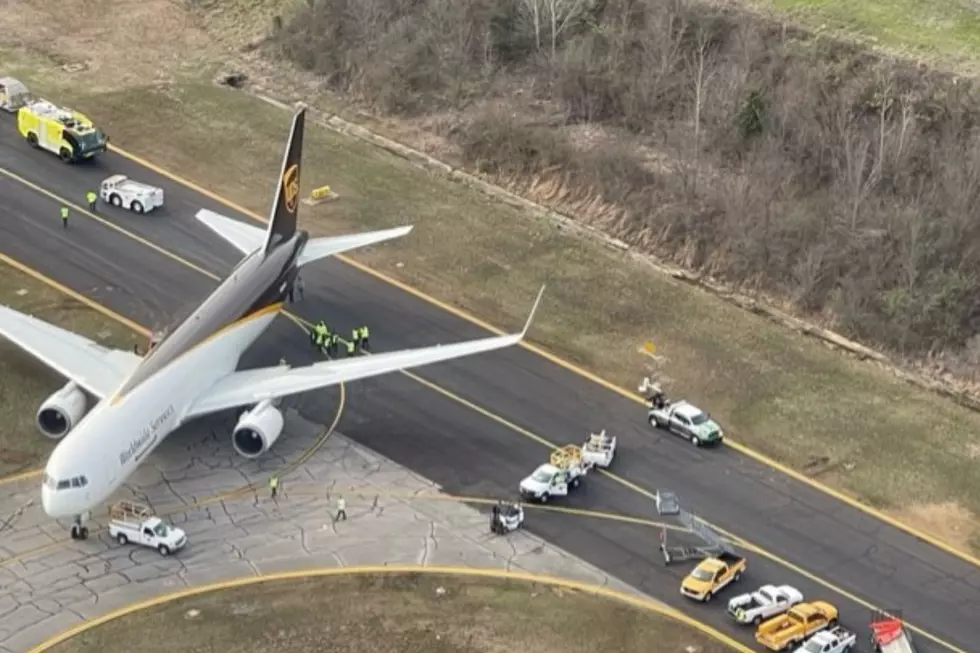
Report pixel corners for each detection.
[232,400,284,459]
[36,381,88,439]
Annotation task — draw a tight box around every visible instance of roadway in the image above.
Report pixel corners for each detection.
[0,115,977,652]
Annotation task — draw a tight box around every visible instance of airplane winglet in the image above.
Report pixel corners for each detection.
[521,285,546,338]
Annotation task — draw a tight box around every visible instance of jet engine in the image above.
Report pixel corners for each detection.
[36,381,88,439]
[232,400,284,459]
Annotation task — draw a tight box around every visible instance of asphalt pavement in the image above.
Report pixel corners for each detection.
[0,115,977,653]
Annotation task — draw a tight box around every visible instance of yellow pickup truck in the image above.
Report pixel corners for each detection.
[680,551,746,602]
[754,601,839,651]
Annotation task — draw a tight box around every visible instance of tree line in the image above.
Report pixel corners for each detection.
[275,0,980,365]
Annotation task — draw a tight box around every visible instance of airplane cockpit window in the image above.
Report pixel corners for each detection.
[71,477,81,488]
[56,480,70,490]
[79,476,88,487]
[42,473,57,490]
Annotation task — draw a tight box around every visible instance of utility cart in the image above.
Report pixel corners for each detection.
[581,429,616,468]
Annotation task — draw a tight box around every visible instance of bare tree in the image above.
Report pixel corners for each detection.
[686,27,715,196]
[517,0,544,51]
[545,0,589,59]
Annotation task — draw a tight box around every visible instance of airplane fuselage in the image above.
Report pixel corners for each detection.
[41,231,308,519]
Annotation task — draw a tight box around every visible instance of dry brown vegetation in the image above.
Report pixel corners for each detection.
[48,573,730,653]
[274,0,980,371]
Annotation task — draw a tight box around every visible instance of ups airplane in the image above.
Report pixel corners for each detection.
[0,106,544,540]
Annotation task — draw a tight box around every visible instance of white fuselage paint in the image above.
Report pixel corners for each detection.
[40,310,279,519]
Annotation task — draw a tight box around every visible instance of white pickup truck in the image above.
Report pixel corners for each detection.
[519,445,592,503]
[793,626,857,653]
[100,174,164,214]
[581,429,616,468]
[107,501,186,556]
[728,584,804,625]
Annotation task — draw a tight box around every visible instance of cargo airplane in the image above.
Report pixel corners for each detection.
[0,106,544,540]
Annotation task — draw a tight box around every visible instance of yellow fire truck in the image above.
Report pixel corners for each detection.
[17,99,107,163]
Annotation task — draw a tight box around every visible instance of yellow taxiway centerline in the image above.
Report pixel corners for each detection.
[0,196,968,653]
[26,565,754,653]
[100,141,980,573]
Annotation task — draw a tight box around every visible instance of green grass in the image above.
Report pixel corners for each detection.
[753,0,980,68]
[46,573,731,653]
[3,6,980,553]
[0,263,138,477]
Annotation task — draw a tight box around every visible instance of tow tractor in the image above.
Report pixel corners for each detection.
[107,500,187,556]
[870,611,917,653]
[490,500,525,534]
[581,429,616,468]
[519,445,592,503]
[100,174,165,214]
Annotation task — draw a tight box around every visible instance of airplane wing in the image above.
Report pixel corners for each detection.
[0,304,142,398]
[182,286,545,420]
[194,209,413,265]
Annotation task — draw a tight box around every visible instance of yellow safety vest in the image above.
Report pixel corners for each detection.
[269,476,279,489]
[60,207,69,218]
[352,328,359,340]
[361,325,370,338]
[86,192,96,203]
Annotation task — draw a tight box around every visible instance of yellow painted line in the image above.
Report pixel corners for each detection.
[0,177,967,653]
[0,250,150,336]
[103,143,980,571]
[25,565,753,653]
[0,468,42,486]
[0,480,689,570]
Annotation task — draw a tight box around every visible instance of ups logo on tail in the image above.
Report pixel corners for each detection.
[282,164,300,213]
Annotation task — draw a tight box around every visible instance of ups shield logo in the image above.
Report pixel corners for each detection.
[282,164,300,213]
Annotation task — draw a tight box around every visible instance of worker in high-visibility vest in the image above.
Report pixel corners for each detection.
[359,325,370,351]
[86,190,97,212]
[60,206,69,229]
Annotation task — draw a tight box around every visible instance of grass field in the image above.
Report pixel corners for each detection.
[753,0,980,71]
[45,573,732,653]
[0,262,136,477]
[2,0,980,553]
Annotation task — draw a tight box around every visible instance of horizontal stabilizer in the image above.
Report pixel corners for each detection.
[297,226,413,267]
[195,209,265,256]
[182,285,545,419]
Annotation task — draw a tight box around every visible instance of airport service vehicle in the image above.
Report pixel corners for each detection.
[729,585,804,625]
[0,77,30,112]
[17,99,107,162]
[107,501,186,556]
[519,445,592,503]
[100,174,164,214]
[870,611,917,653]
[490,501,525,535]
[680,551,746,602]
[0,106,545,541]
[649,400,724,447]
[794,626,856,653]
[755,602,839,652]
[581,429,616,468]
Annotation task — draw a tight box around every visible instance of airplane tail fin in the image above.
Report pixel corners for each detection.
[263,105,306,254]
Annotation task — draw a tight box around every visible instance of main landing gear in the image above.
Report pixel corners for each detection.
[70,512,91,540]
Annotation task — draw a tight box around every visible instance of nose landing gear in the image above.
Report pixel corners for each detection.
[70,512,91,540]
